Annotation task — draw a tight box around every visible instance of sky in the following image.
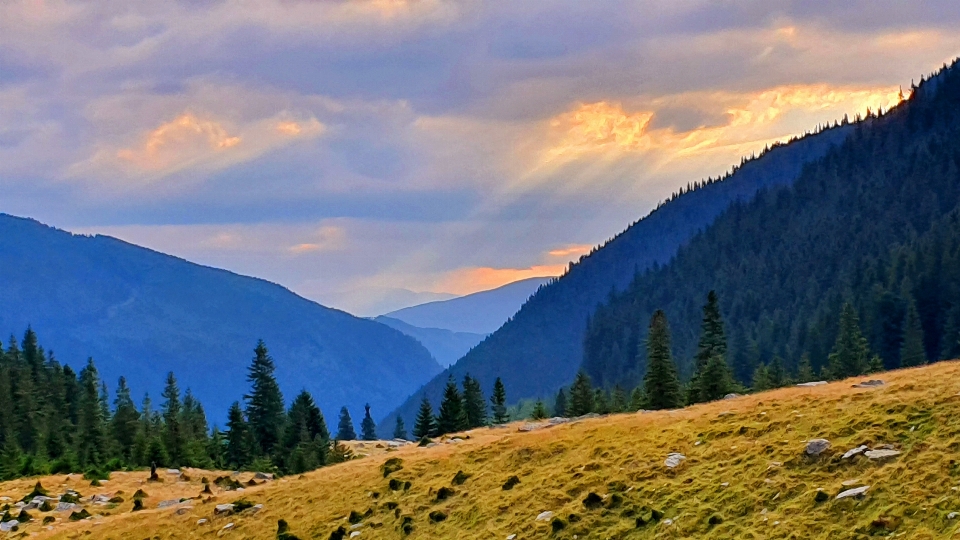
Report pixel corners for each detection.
[1,1,959,316]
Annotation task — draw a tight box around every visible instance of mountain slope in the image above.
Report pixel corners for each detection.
[583,60,960,389]
[0,215,442,423]
[385,98,853,426]
[383,277,551,335]
[33,361,960,539]
[373,316,487,367]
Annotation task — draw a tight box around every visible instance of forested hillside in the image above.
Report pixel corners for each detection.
[0,216,441,424]
[583,60,960,390]
[385,85,853,427]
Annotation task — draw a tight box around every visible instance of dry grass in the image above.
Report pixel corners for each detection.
[9,361,960,539]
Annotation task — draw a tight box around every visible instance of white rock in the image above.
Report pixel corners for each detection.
[350,532,361,538]
[507,535,517,540]
[197,519,208,525]
[158,499,181,508]
[663,518,673,526]
[842,445,869,459]
[350,523,363,529]
[665,453,686,468]
[535,511,554,522]
[222,522,235,530]
[836,486,870,500]
[805,439,831,456]
[214,503,235,515]
[865,449,901,460]
[852,379,885,388]
[947,512,958,519]
[796,381,828,387]
[55,502,78,512]
[695,440,702,446]
[166,468,181,475]
[720,482,729,487]
[0,497,9,502]
[0,521,18,532]
[254,472,273,480]
[841,479,861,486]
[723,393,740,400]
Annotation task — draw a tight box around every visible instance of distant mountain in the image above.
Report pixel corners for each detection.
[0,215,442,424]
[384,97,855,427]
[373,316,487,367]
[384,277,551,335]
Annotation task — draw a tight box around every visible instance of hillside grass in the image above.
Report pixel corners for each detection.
[14,361,960,539]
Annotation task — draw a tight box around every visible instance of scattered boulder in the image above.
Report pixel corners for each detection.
[723,393,740,400]
[842,445,869,459]
[947,512,958,520]
[836,486,869,500]
[0,520,17,532]
[158,499,180,509]
[852,379,885,388]
[506,535,517,540]
[502,476,521,490]
[215,504,235,515]
[176,506,194,515]
[535,511,554,522]
[254,472,274,480]
[865,449,901,460]
[197,518,208,525]
[221,522,235,531]
[665,453,686,468]
[805,439,831,456]
[350,532,361,538]
[796,381,828,387]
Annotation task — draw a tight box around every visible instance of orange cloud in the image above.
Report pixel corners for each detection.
[116,113,241,171]
[548,244,592,258]
[544,101,654,162]
[276,121,303,136]
[433,265,565,296]
[287,226,345,255]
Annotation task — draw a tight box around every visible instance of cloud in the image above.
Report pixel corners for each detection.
[548,244,593,258]
[116,113,241,170]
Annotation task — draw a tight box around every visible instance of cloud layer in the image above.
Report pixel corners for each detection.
[2,0,958,315]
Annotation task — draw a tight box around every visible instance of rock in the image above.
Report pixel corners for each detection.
[166,469,181,475]
[842,445,869,459]
[158,499,180,509]
[718,411,734,417]
[197,519,208,525]
[723,393,740,400]
[720,482,729,487]
[796,381,828,387]
[665,453,686,468]
[947,512,958,519]
[222,522,234,530]
[55,502,78,512]
[852,379,885,388]
[865,449,901,460]
[507,535,517,540]
[536,511,554,522]
[518,422,548,432]
[0,520,18,532]
[175,506,193,515]
[836,486,869,500]
[350,532,361,538]
[254,472,273,480]
[841,479,862,486]
[663,518,674,526]
[805,439,831,456]
[214,504,235,515]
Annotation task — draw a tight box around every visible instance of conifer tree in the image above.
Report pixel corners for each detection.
[611,386,627,413]
[554,389,567,417]
[282,390,328,472]
[462,374,487,428]
[413,397,435,439]
[768,355,785,387]
[699,354,736,401]
[688,291,727,402]
[629,387,646,411]
[531,399,547,420]
[490,377,508,424]
[111,377,139,463]
[752,363,772,392]
[245,340,285,456]
[161,372,185,466]
[225,401,251,469]
[899,300,927,367]
[76,359,106,468]
[940,303,960,360]
[437,377,468,434]
[643,310,682,410]
[828,303,870,378]
[336,407,357,441]
[796,354,815,383]
[593,388,610,414]
[207,428,226,469]
[393,417,407,440]
[868,354,884,373]
[360,404,377,441]
[568,370,595,416]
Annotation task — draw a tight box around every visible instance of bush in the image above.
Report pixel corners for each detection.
[428,511,447,523]
[69,509,91,521]
[451,470,471,485]
[502,476,520,490]
[381,458,403,477]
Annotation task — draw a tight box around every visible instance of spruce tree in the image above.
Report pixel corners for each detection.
[393,416,407,440]
[796,354,815,383]
[490,377,508,424]
[768,355,785,387]
[940,303,960,360]
[828,303,870,378]
[244,340,285,456]
[225,401,251,469]
[699,354,736,401]
[437,377,468,434]
[110,377,139,463]
[531,399,547,420]
[462,374,487,428]
[611,386,627,413]
[593,388,610,414]
[413,397,435,439]
[568,370,594,416]
[76,359,106,468]
[554,389,567,417]
[336,407,357,441]
[688,291,727,402]
[642,310,682,410]
[899,300,927,367]
[360,404,377,441]
[629,386,646,411]
[282,391,328,471]
[752,363,772,392]
[160,372,185,466]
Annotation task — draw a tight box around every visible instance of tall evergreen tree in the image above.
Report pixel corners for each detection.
[768,355,785,387]
[688,291,727,402]
[568,370,594,416]
[76,359,106,468]
[611,386,628,413]
[940,303,960,360]
[643,310,682,410]
[828,303,870,378]
[699,354,736,401]
[752,363,772,392]
[244,340,285,456]
[796,354,815,383]
[392,416,407,440]
[461,374,487,428]
[360,404,377,441]
[225,401,251,469]
[900,300,927,367]
[593,388,610,414]
[160,372,185,466]
[554,388,567,417]
[437,377,468,434]
[336,407,357,441]
[629,386,646,411]
[490,377,508,424]
[530,399,547,420]
[111,377,140,462]
[413,397,435,439]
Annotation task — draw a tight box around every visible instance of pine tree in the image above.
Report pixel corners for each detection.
[392,416,407,440]
[554,389,567,417]
[437,377,468,435]
[828,303,870,378]
[699,354,736,401]
[752,363,772,392]
[490,377,508,424]
[360,404,377,441]
[225,401,251,469]
[899,300,927,367]
[629,386,646,411]
[413,397,435,439]
[282,391,328,471]
[461,374,486,428]
[768,355,785,387]
[207,428,226,469]
[244,340,285,456]
[76,359,106,468]
[868,354,884,373]
[611,386,628,413]
[643,310,682,410]
[110,377,139,463]
[796,354,815,383]
[531,399,547,420]
[161,372,185,466]
[336,407,357,441]
[688,291,727,402]
[593,389,610,414]
[568,370,595,416]
[940,303,960,360]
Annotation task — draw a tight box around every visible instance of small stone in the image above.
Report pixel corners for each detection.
[175,506,193,515]
[663,518,673,526]
[694,440,702,446]
[221,522,234,531]
[536,511,554,522]
[0,521,18,532]
[852,379,885,388]
[197,519,208,525]
[718,411,734,417]
[665,453,686,468]
[796,381,827,387]
[720,482,729,487]
[158,499,180,509]
[350,532,361,538]
[805,439,831,456]
[841,479,861,486]
[214,504,235,515]
[842,445,869,459]
[865,449,901,460]
[836,486,869,500]
[254,472,274,480]
[507,535,517,540]
[947,512,958,520]
[723,393,740,400]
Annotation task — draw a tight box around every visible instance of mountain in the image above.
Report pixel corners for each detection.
[583,60,960,388]
[384,96,854,427]
[0,214,442,423]
[383,277,551,334]
[373,316,487,367]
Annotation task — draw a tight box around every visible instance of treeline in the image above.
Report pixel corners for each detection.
[404,375,509,440]
[582,59,960,392]
[0,333,385,481]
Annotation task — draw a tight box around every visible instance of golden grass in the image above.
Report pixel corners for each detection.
[10,361,960,539]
